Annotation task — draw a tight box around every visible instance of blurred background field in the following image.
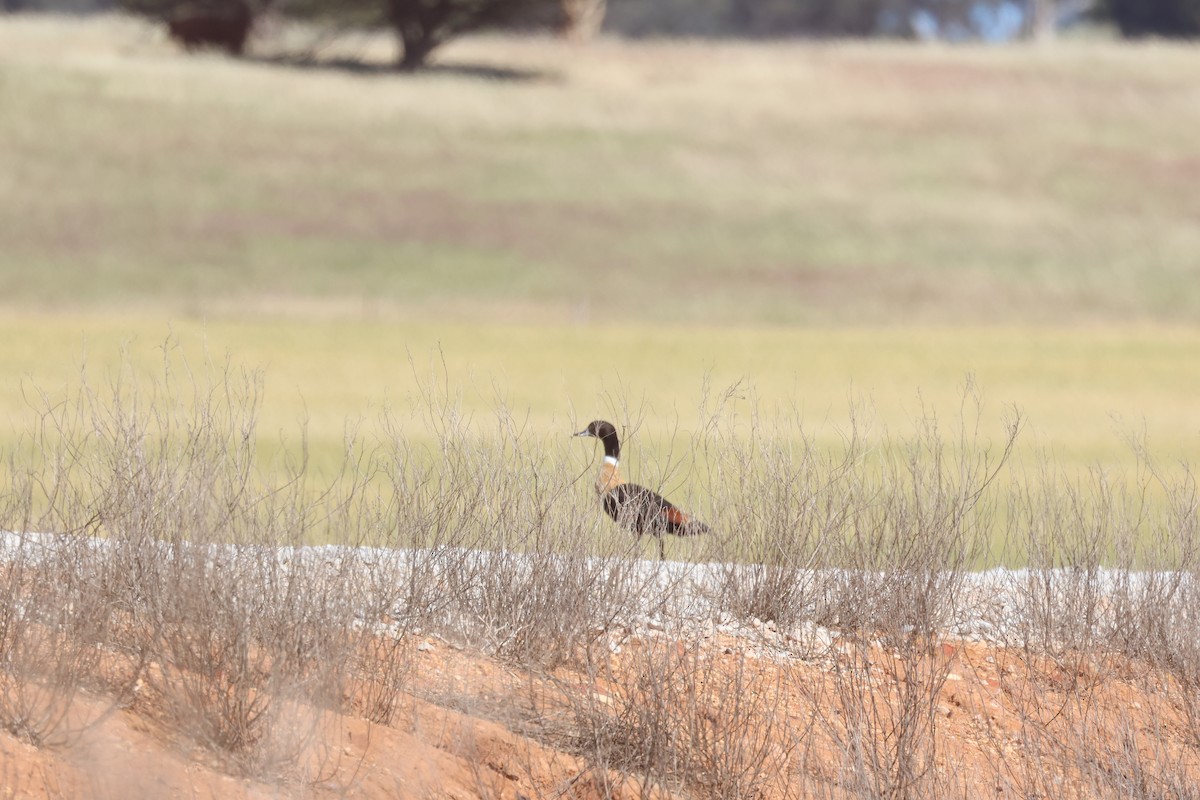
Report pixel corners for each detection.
[2,14,1198,476]
[3,315,1198,476]
[7,14,1200,795]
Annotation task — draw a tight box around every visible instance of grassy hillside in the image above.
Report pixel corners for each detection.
[0,16,1197,476]
[2,16,1199,324]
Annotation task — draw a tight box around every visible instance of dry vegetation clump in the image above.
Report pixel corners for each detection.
[4,354,363,779]
[0,533,136,749]
[2,353,1199,798]
[560,633,805,799]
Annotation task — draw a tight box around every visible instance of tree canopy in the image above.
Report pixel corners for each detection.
[91,0,1200,69]
[384,0,563,69]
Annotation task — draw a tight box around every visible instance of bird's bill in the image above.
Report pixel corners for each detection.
[573,428,595,438]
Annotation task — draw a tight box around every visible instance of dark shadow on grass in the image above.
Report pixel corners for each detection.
[424,61,560,82]
[249,53,557,83]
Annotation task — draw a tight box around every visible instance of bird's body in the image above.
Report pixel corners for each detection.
[575,420,710,559]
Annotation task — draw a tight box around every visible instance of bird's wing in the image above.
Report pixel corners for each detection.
[606,483,705,536]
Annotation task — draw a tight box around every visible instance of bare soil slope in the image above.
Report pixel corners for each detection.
[4,625,1195,799]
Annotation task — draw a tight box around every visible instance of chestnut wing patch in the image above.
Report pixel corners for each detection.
[604,483,689,535]
[662,505,689,527]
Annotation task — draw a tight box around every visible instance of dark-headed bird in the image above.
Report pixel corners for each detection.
[574,420,710,560]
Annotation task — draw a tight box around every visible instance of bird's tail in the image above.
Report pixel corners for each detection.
[662,504,711,538]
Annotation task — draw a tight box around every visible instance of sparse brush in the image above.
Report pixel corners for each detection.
[6,347,1200,797]
[563,633,803,799]
[703,400,843,631]
[2,349,360,781]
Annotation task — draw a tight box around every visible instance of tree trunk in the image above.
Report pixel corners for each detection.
[397,30,437,70]
[389,0,453,70]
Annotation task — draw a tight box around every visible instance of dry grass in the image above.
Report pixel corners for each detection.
[2,15,1198,484]
[1,353,1198,797]
[1,16,1199,324]
[3,17,1200,795]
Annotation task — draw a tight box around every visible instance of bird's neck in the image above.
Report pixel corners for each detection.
[596,457,624,495]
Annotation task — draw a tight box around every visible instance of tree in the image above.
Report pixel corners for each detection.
[384,0,563,69]
[1102,0,1200,36]
[276,0,566,70]
[121,0,261,55]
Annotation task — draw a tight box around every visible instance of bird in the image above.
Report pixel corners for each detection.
[574,420,710,560]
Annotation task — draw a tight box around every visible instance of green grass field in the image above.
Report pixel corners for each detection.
[4,315,1197,479]
[1,15,1198,479]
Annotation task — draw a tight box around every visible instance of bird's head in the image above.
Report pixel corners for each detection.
[574,420,621,460]
[575,420,615,439]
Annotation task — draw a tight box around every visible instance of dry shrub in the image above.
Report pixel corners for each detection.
[817,636,961,800]
[817,385,1018,636]
[141,543,355,775]
[3,348,359,779]
[696,381,1019,640]
[1005,436,1198,652]
[566,635,803,799]
[816,398,1013,798]
[543,380,1022,799]
[9,348,1200,798]
[0,361,165,747]
[365,371,672,670]
[702,401,846,630]
[982,647,1200,800]
[695,381,1018,798]
[980,433,1200,799]
[0,534,126,747]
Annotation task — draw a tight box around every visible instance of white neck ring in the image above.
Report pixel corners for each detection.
[603,455,619,467]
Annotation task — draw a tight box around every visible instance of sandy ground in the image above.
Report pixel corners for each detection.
[3,620,1196,800]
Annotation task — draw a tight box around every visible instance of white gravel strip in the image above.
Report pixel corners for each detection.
[3,529,1193,657]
